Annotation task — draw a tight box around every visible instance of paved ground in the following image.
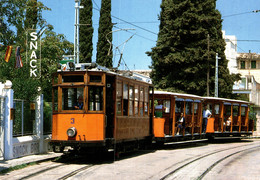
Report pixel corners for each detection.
[0,152,62,173]
[0,139,259,179]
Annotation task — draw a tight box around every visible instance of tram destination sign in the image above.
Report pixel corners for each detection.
[26,29,41,78]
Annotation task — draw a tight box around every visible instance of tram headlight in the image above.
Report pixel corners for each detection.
[67,127,77,137]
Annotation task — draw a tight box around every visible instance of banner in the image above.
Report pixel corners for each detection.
[4,45,12,62]
[15,46,23,68]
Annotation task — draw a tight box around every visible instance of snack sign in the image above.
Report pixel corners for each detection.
[27,30,41,78]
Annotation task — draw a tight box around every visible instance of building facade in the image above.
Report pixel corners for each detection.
[234,53,260,136]
[223,30,260,136]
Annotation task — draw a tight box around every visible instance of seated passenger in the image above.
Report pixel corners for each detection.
[74,95,83,110]
[176,113,185,135]
[224,116,231,131]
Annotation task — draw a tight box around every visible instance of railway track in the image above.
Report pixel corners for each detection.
[1,140,259,179]
[0,154,99,180]
[160,143,260,180]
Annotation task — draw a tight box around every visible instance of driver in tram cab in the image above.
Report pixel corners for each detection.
[74,95,83,110]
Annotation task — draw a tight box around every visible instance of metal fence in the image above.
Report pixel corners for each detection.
[13,100,52,137]
[43,102,52,135]
[0,96,5,158]
[13,99,35,137]
[0,96,4,128]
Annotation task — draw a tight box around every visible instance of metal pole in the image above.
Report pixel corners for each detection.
[207,34,210,96]
[215,53,219,97]
[74,0,80,64]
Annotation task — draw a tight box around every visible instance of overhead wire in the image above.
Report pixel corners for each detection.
[92,0,159,69]
[222,10,260,18]
[93,7,158,36]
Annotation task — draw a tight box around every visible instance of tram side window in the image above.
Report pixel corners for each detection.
[144,87,149,115]
[175,101,184,113]
[241,106,246,116]
[116,82,122,115]
[233,105,239,116]
[185,101,192,115]
[53,87,58,111]
[129,86,134,116]
[88,86,103,111]
[62,88,84,110]
[163,100,170,113]
[215,104,220,115]
[194,103,198,115]
[123,84,128,116]
[140,87,144,116]
[224,105,231,116]
[63,75,84,82]
[134,85,139,115]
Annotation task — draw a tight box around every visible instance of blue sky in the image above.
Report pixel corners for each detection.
[42,0,260,70]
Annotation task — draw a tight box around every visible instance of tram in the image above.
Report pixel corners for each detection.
[203,96,254,138]
[50,62,254,152]
[50,62,153,153]
[152,90,254,144]
[153,91,205,144]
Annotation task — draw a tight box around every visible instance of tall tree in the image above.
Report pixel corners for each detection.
[0,1,73,101]
[96,0,113,68]
[79,0,93,63]
[147,0,238,98]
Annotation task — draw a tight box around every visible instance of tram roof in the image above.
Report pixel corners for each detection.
[154,91,251,105]
[56,62,152,84]
[202,96,251,105]
[154,91,202,100]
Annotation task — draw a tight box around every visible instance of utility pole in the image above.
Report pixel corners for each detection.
[207,34,210,97]
[215,53,221,97]
[74,0,83,65]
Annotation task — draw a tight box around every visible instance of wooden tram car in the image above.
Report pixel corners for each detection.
[203,97,254,138]
[153,91,203,142]
[153,91,254,143]
[50,63,153,153]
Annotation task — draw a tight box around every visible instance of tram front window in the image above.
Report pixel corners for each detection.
[88,86,103,111]
[62,87,84,110]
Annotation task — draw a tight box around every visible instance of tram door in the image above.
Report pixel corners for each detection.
[105,75,115,138]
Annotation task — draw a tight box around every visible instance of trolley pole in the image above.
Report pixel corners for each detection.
[215,53,220,97]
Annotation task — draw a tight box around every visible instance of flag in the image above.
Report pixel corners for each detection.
[15,46,23,68]
[4,45,12,62]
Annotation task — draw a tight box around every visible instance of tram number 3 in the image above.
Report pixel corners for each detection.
[71,118,75,124]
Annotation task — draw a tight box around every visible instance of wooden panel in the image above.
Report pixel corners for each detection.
[115,116,150,140]
[153,118,165,137]
[206,118,215,133]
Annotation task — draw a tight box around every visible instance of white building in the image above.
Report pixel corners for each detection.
[223,30,238,74]
[223,31,260,136]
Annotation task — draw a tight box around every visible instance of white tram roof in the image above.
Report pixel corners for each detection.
[202,96,250,105]
[154,91,250,105]
[154,90,202,100]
